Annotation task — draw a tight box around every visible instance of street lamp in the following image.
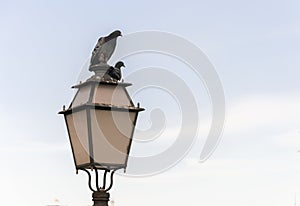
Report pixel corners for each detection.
[59,31,144,206]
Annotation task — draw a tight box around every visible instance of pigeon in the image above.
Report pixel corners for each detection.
[106,61,125,81]
[89,30,122,69]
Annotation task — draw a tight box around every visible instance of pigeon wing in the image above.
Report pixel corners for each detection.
[90,37,105,65]
[109,67,121,81]
[100,38,118,62]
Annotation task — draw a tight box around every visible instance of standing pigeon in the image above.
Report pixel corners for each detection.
[106,61,125,81]
[89,30,122,70]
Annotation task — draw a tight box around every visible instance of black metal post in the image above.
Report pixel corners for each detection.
[92,191,110,206]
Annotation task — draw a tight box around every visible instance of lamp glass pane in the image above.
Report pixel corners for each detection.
[72,85,92,107]
[90,109,137,166]
[66,110,90,166]
[93,85,133,107]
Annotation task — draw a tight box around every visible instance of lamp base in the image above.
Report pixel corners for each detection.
[92,191,110,206]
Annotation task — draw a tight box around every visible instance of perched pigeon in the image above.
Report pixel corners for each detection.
[89,30,122,69]
[106,61,125,81]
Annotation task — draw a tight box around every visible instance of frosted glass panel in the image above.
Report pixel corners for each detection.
[90,109,137,165]
[66,111,90,166]
[93,85,133,106]
[72,85,92,107]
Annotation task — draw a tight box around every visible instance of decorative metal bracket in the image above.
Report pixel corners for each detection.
[78,168,122,192]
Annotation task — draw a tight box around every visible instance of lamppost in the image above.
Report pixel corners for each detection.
[59,31,144,206]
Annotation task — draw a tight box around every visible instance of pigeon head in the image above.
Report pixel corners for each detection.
[114,30,122,37]
[115,61,125,69]
[107,30,122,40]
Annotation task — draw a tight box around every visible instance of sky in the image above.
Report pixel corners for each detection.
[0,0,300,205]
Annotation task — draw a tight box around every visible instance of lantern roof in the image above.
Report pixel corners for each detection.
[59,79,144,115]
[59,78,142,111]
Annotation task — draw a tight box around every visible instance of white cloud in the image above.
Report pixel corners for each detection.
[225,94,300,135]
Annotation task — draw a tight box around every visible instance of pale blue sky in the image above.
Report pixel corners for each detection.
[0,0,300,205]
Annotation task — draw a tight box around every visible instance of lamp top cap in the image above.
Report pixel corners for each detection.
[71,79,132,89]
